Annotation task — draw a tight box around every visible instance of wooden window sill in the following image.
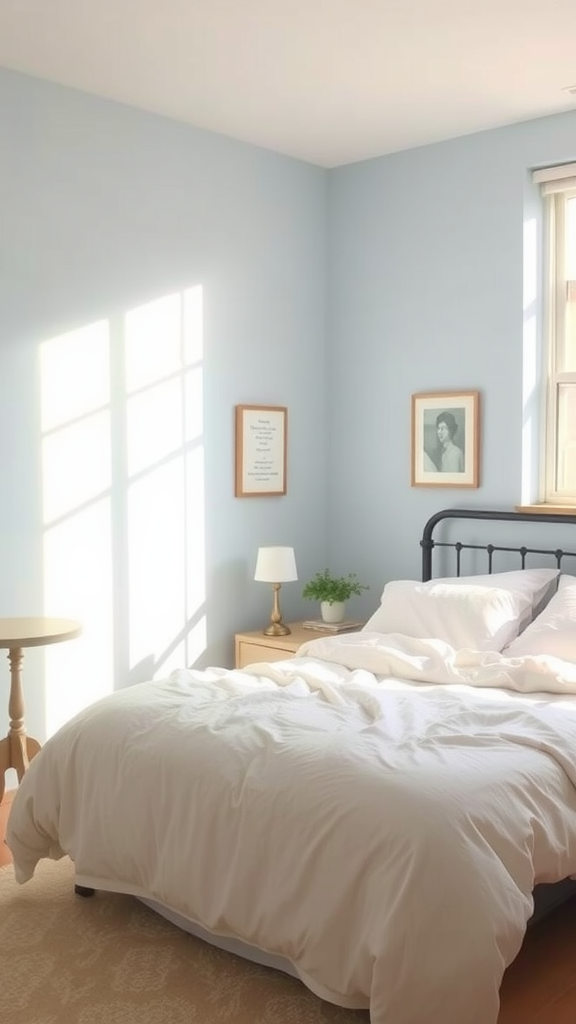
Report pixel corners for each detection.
[515,504,576,516]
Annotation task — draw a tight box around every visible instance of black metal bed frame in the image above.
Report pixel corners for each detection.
[421,508,576,582]
[421,507,576,923]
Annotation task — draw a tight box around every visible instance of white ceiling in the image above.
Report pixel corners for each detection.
[1,0,576,168]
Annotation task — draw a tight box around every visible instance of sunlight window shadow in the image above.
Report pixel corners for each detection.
[40,285,206,738]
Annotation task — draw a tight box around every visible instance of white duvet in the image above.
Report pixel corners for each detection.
[7,633,576,1024]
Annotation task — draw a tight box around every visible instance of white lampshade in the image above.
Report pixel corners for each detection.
[254,546,298,583]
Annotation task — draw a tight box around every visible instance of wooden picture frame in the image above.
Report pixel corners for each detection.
[235,405,287,497]
[411,390,480,488]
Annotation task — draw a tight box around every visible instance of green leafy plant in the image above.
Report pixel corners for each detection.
[302,568,369,604]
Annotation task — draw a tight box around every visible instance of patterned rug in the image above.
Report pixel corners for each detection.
[0,858,370,1024]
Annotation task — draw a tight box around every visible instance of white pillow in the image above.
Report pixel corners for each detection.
[503,574,576,661]
[448,567,559,625]
[362,568,560,653]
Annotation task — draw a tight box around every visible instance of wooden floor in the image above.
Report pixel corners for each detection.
[0,789,14,869]
[1,790,575,1022]
[499,895,576,1024]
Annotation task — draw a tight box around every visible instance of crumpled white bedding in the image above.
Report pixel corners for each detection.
[7,633,576,1024]
[299,630,576,694]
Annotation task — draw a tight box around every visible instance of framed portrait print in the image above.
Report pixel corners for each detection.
[235,404,287,497]
[411,391,480,488]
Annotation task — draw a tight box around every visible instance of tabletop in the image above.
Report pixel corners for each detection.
[0,617,82,649]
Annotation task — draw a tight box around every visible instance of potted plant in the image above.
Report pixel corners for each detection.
[302,569,369,623]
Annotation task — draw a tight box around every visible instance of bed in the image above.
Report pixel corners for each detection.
[6,507,576,1024]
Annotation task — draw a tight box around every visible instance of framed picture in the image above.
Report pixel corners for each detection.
[235,404,287,497]
[411,390,480,488]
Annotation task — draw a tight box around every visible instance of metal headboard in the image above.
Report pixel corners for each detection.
[421,508,576,581]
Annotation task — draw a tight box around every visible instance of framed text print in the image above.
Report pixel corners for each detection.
[411,390,480,488]
[235,405,287,497]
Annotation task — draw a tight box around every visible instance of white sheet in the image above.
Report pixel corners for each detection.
[7,636,576,1024]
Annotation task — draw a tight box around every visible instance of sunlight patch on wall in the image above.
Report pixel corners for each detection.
[127,378,183,476]
[40,285,206,737]
[125,286,206,680]
[41,321,110,431]
[186,446,206,616]
[43,502,113,736]
[125,293,183,390]
[42,412,111,522]
[129,460,189,668]
[40,321,113,734]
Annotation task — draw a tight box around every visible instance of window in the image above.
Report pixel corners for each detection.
[534,163,576,505]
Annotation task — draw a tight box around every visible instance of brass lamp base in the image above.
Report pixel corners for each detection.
[263,621,291,636]
[263,582,291,636]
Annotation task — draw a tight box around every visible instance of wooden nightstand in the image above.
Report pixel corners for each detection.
[234,622,314,669]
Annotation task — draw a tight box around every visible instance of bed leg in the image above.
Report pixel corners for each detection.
[74,884,95,898]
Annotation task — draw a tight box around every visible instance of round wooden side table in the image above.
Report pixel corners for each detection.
[0,617,82,802]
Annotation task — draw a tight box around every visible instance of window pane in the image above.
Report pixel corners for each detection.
[562,197,576,372]
[566,283,576,372]
[555,383,576,491]
[567,196,576,279]
[540,184,576,502]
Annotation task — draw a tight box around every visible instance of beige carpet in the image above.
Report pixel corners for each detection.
[0,858,370,1024]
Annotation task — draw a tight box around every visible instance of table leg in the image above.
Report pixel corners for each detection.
[0,648,42,800]
[0,738,9,804]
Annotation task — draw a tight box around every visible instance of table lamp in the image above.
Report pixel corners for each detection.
[254,546,298,636]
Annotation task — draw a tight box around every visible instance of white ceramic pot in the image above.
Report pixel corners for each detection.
[320,600,346,623]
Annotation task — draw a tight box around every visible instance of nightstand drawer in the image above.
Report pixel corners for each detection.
[236,641,297,669]
[234,623,313,669]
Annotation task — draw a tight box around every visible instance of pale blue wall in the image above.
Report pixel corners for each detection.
[0,69,327,743]
[327,108,576,618]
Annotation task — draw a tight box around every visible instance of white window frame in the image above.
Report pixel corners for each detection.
[533,164,576,505]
